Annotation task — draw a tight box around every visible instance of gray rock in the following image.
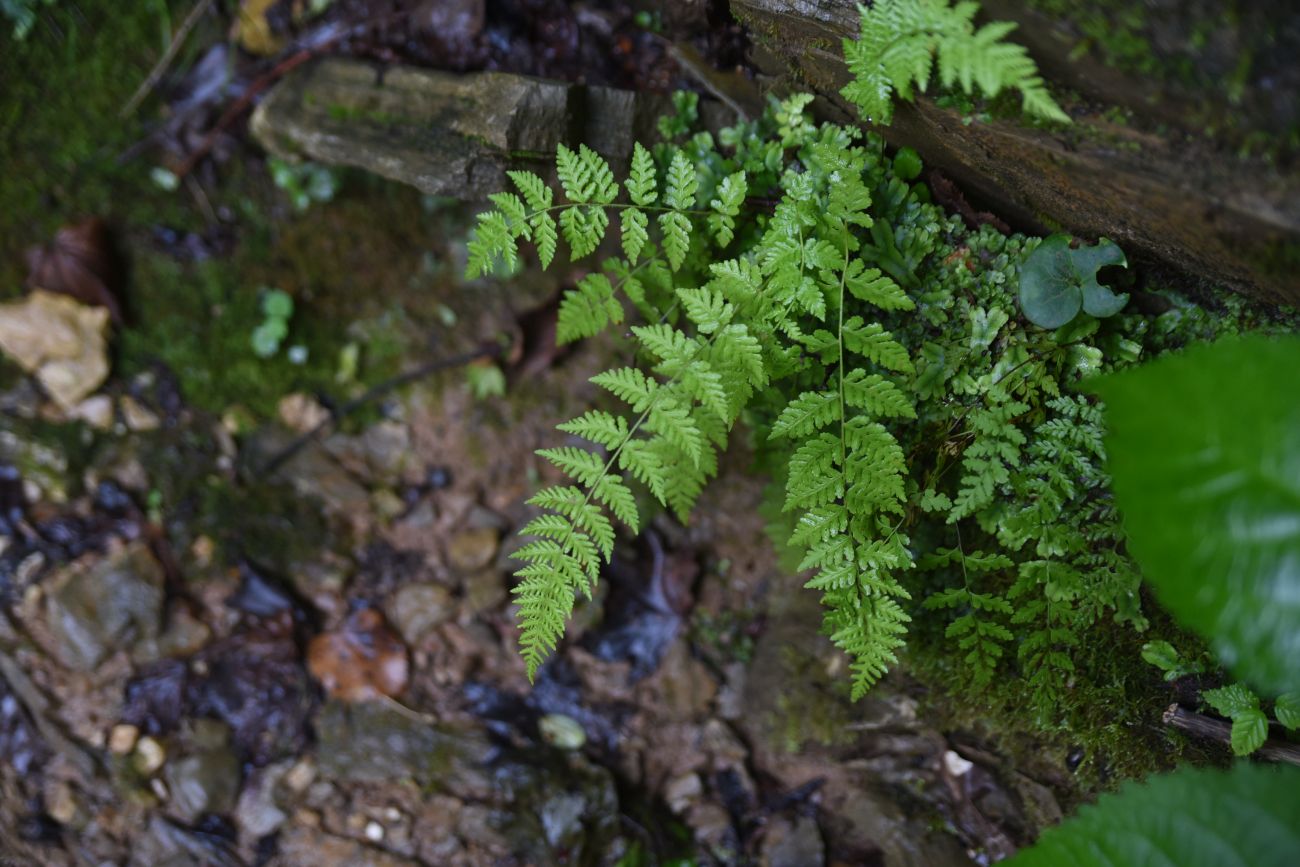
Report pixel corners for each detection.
[165,748,242,823]
[250,59,733,203]
[761,815,825,867]
[315,700,496,796]
[385,582,454,645]
[46,543,165,671]
[235,761,293,840]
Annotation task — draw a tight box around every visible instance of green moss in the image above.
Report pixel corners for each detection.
[0,0,204,292]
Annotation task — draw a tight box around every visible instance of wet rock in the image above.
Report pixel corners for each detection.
[0,678,50,776]
[740,584,970,866]
[119,396,160,432]
[463,568,506,615]
[538,713,586,751]
[384,582,453,645]
[761,815,825,867]
[276,826,422,867]
[326,421,412,486]
[307,608,409,702]
[446,527,499,574]
[0,429,70,503]
[315,700,495,791]
[664,772,703,814]
[71,394,114,430]
[278,392,330,434]
[164,735,242,822]
[45,542,164,671]
[134,736,167,775]
[188,614,314,766]
[0,290,110,410]
[109,723,139,755]
[235,761,291,840]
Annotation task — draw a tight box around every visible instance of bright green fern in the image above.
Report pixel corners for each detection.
[841,0,1069,125]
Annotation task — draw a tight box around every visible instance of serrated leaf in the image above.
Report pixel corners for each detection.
[1275,693,1300,730]
[1095,335,1300,695]
[1229,708,1269,756]
[1007,764,1300,867]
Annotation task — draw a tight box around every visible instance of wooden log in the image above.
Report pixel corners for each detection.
[729,0,1300,308]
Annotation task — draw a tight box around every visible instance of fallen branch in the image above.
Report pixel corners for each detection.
[1163,703,1300,767]
[260,342,502,476]
[120,0,218,118]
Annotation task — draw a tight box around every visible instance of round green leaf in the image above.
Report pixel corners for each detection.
[1094,335,1300,695]
[1009,764,1300,867]
[1018,235,1082,328]
[1019,235,1129,328]
[263,288,294,320]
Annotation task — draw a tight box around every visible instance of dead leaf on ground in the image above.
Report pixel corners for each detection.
[0,290,110,410]
[236,0,288,56]
[25,218,123,322]
[307,608,409,701]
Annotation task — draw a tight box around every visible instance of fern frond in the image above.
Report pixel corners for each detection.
[840,0,1068,126]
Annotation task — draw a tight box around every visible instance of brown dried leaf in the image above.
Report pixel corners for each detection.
[25,218,122,322]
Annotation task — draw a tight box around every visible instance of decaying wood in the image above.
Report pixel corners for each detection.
[1163,703,1300,767]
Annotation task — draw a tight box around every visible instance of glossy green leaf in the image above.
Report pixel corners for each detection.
[1095,335,1300,695]
[1009,764,1300,867]
[1018,235,1128,329]
[1228,708,1268,755]
[1275,693,1300,730]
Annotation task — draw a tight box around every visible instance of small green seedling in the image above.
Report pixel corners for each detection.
[251,288,294,358]
[269,157,339,211]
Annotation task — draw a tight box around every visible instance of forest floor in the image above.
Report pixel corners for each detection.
[0,2,1183,865]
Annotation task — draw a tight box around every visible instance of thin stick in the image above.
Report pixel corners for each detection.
[260,343,502,476]
[1163,703,1300,767]
[120,0,218,118]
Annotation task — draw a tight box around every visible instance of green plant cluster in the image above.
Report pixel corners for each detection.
[251,288,295,358]
[463,90,1206,710]
[1010,333,1300,867]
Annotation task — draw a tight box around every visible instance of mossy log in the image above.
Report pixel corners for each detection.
[731,0,1300,307]
[250,59,728,201]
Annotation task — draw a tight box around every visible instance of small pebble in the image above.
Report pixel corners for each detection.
[284,759,317,793]
[364,820,385,842]
[943,749,974,776]
[134,736,166,775]
[108,723,139,755]
[539,714,586,751]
